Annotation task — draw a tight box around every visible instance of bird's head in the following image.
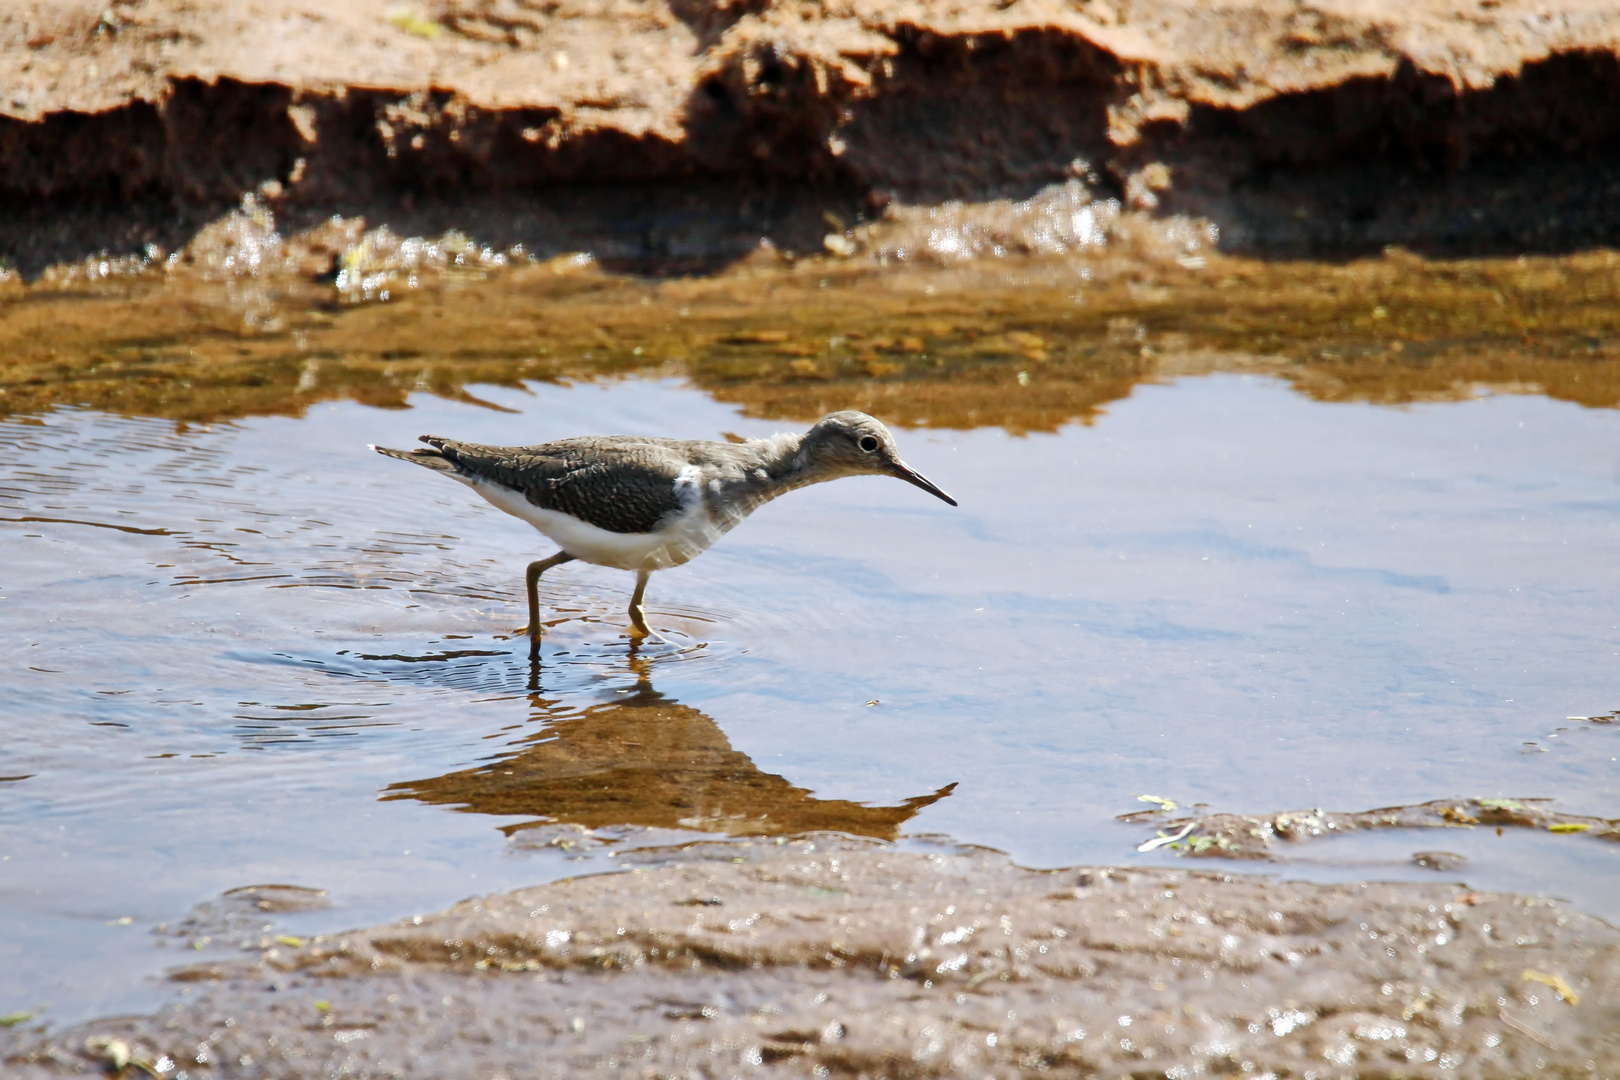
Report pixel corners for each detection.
[798,411,957,506]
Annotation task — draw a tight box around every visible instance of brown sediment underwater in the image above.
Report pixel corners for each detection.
[6,236,1620,433]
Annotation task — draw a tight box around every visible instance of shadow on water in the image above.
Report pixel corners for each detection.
[384,660,957,841]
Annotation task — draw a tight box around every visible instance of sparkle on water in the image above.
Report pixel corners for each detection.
[3,357,1619,1025]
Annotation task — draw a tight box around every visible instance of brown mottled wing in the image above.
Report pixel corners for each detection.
[417,435,689,535]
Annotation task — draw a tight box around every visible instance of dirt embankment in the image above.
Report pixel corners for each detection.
[5,836,1617,1078]
[7,0,1620,272]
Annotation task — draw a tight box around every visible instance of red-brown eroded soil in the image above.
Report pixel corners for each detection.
[7,0,1620,271]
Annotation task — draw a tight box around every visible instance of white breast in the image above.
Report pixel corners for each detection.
[456,471,720,572]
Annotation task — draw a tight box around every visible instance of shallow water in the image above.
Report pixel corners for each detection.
[3,268,1620,1027]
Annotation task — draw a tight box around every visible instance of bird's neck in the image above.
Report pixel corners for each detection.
[757,432,810,482]
[699,433,830,527]
[754,432,848,492]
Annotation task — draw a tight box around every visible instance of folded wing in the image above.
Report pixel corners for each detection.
[374,436,689,536]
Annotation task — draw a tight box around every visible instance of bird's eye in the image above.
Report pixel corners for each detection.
[858,435,880,453]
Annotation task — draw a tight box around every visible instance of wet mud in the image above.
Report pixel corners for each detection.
[5,836,1618,1078]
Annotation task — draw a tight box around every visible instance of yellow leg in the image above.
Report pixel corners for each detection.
[519,552,575,659]
[627,570,652,638]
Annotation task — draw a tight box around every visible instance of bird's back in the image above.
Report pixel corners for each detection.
[379,434,713,536]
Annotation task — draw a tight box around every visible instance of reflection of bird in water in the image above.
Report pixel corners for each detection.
[384,667,956,841]
[372,411,955,655]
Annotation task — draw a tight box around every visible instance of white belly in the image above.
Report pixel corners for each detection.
[459,474,720,572]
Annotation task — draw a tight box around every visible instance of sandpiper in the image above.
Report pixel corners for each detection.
[372,411,956,656]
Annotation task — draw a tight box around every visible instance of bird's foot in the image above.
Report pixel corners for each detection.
[628,634,673,650]
[511,622,542,660]
[627,610,677,648]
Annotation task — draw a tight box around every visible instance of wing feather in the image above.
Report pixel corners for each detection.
[412,436,689,535]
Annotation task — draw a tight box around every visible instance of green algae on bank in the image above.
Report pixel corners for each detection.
[1123,796,1620,861]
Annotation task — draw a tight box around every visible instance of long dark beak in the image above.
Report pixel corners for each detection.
[890,459,958,506]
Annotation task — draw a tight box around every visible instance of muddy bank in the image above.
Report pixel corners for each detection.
[8,1,1620,271]
[4,836,1615,1078]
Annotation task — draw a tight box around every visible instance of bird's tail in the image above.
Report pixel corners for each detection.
[369,438,461,475]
